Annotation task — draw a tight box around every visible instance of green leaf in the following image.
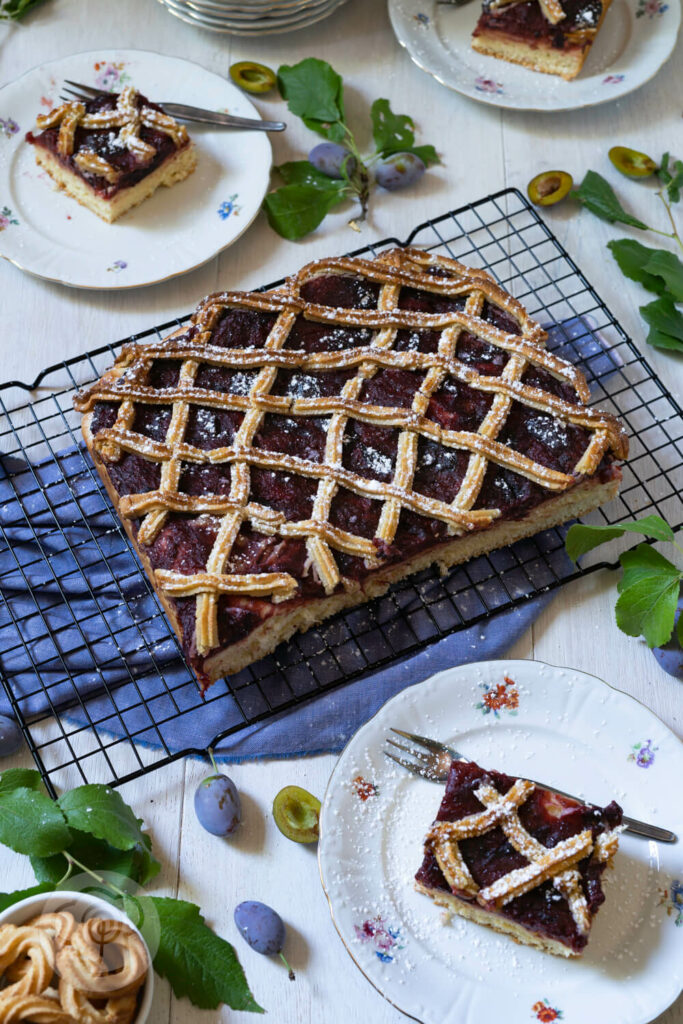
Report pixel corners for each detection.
[643,249,683,302]
[0,788,70,857]
[0,768,44,796]
[277,160,348,190]
[402,143,439,166]
[565,515,675,562]
[640,296,683,352]
[278,58,345,130]
[371,98,415,153]
[31,828,160,888]
[658,153,683,204]
[575,171,649,230]
[0,0,48,19]
[150,897,263,1012]
[263,183,346,240]
[616,544,682,647]
[58,784,150,853]
[607,240,668,296]
[0,884,53,911]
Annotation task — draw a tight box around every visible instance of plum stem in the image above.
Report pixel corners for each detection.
[207,746,220,775]
[279,951,295,980]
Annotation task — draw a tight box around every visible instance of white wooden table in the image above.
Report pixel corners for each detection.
[0,2,681,1021]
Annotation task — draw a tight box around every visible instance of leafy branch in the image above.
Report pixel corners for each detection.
[0,769,262,1013]
[264,58,439,240]
[0,0,48,19]
[565,514,683,648]
[571,155,683,353]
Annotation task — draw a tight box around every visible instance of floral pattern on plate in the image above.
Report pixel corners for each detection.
[475,77,503,95]
[93,61,130,92]
[107,259,127,273]
[0,206,19,230]
[475,675,519,717]
[218,194,241,220]
[636,0,668,15]
[352,776,379,801]
[0,118,19,138]
[532,1000,563,1022]
[658,880,683,926]
[628,739,658,767]
[354,916,404,962]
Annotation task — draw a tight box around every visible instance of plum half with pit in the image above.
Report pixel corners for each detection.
[273,785,321,844]
[527,170,574,207]
[609,146,658,179]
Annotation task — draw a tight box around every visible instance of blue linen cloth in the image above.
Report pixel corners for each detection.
[0,317,618,762]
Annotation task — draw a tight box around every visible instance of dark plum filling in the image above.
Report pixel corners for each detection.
[415,759,622,952]
[475,0,603,49]
[26,91,187,197]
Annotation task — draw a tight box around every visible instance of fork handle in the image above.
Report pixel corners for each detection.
[161,103,286,131]
[621,815,677,843]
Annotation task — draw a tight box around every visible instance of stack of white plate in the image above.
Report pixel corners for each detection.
[156,0,350,34]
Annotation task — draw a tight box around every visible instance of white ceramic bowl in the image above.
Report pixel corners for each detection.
[0,890,154,1024]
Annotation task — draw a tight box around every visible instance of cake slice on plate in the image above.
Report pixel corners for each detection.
[415,757,623,956]
[472,0,612,80]
[26,85,196,223]
[74,248,627,691]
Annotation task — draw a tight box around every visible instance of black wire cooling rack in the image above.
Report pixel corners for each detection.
[1,187,682,794]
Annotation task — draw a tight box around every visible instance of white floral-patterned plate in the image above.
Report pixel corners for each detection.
[0,49,272,289]
[388,0,680,111]
[319,659,683,1024]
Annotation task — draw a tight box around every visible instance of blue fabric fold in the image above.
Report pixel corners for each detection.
[0,316,618,761]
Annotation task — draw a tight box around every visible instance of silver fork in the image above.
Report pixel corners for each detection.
[384,727,677,843]
[60,80,286,132]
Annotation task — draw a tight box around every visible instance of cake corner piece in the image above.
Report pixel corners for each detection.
[415,757,623,956]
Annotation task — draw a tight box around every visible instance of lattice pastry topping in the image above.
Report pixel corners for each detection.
[0,913,148,1024]
[75,247,627,686]
[35,86,188,183]
[416,757,623,956]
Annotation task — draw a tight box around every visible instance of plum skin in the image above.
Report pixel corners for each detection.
[375,152,426,191]
[234,901,285,955]
[194,774,241,836]
[309,142,357,180]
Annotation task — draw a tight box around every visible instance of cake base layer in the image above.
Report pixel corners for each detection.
[414,880,578,957]
[198,472,619,679]
[472,33,585,79]
[34,143,197,223]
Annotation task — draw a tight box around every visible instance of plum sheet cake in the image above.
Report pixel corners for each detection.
[75,248,628,689]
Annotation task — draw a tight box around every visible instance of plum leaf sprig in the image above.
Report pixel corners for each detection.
[528,149,683,354]
[263,57,439,240]
[0,770,263,1014]
[565,514,683,649]
[0,0,48,18]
